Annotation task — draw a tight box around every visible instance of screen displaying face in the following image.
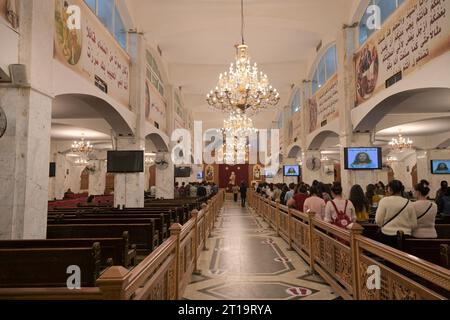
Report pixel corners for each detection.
[345,148,381,170]
[431,160,450,174]
[284,165,300,176]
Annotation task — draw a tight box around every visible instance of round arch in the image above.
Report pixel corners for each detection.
[354,88,450,132]
[54,94,134,136]
[146,133,169,152]
[287,144,302,159]
[307,130,339,150]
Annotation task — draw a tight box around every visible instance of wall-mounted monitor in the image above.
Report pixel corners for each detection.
[344,147,382,170]
[284,165,300,177]
[196,172,204,180]
[175,166,192,178]
[107,151,144,173]
[431,160,450,174]
[49,162,56,177]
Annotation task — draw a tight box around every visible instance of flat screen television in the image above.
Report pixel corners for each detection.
[284,165,300,177]
[175,166,192,178]
[107,151,144,173]
[344,147,382,170]
[431,160,450,174]
[49,162,56,177]
[196,172,204,180]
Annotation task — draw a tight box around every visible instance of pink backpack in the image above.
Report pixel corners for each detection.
[330,200,352,228]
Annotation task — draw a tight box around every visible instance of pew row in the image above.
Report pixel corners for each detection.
[247,191,450,300]
[0,191,225,300]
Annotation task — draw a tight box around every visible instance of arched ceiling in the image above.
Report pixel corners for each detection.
[126,0,357,128]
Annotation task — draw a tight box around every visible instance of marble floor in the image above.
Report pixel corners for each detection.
[183,200,338,300]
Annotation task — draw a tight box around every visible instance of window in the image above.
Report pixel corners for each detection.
[98,0,114,31]
[114,7,126,50]
[311,44,337,95]
[359,0,405,45]
[277,113,283,129]
[291,90,301,114]
[85,0,96,12]
[83,0,128,51]
[146,50,165,97]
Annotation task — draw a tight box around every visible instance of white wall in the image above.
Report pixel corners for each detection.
[0,19,19,75]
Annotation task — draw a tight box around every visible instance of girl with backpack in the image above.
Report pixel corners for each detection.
[324,182,356,229]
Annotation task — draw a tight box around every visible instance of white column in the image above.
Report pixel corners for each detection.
[0,0,54,239]
[88,160,107,196]
[302,150,322,185]
[114,138,145,208]
[155,154,175,199]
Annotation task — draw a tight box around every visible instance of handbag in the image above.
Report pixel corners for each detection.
[376,199,410,236]
[417,203,433,220]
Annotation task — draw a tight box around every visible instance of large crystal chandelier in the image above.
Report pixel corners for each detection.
[389,131,413,152]
[71,134,94,155]
[221,111,256,164]
[206,0,280,115]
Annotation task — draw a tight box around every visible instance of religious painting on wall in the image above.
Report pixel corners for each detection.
[354,0,450,107]
[145,81,151,119]
[308,74,339,133]
[205,164,214,182]
[253,164,262,181]
[308,98,318,133]
[1,0,18,28]
[53,0,130,107]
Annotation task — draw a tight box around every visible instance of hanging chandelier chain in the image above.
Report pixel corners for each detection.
[241,0,245,45]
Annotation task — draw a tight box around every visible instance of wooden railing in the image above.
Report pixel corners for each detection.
[96,190,224,300]
[248,190,450,300]
[0,191,224,300]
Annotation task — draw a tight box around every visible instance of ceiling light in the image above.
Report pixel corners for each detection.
[206,0,280,115]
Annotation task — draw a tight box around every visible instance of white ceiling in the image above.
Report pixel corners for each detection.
[51,124,111,140]
[126,0,356,128]
[377,117,450,137]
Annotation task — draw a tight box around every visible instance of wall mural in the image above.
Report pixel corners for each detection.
[308,74,339,133]
[54,0,130,107]
[292,111,302,143]
[354,0,450,106]
[146,84,166,132]
[145,81,151,119]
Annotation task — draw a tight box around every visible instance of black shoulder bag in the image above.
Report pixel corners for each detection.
[417,203,433,221]
[381,200,410,228]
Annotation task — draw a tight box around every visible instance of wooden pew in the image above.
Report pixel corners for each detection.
[47,223,157,253]
[0,245,100,288]
[48,216,167,244]
[397,232,450,269]
[0,233,135,267]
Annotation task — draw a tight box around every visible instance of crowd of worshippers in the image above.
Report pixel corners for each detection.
[174,182,219,198]
[253,179,450,247]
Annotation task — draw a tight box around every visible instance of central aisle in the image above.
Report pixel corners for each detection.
[183,200,338,300]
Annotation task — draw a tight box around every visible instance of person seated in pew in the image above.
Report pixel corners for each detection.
[439,187,450,217]
[63,188,75,199]
[375,180,417,248]
[412,180,437,239]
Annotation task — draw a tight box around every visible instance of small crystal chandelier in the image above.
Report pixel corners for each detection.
[72,134,94,155]
[145,153,156,165]
[389,131,413,152]
[74,157,89,166]
[206,0,280,115]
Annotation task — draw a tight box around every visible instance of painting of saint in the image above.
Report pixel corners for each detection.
[54,0,82,65]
